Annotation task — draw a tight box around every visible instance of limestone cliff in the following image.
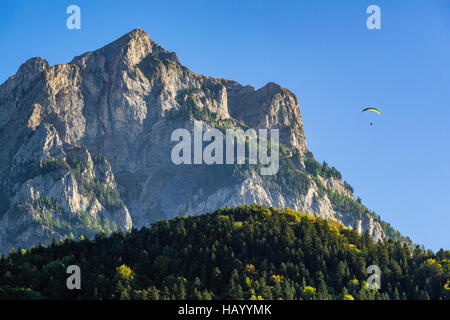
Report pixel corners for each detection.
[0,29,400,254]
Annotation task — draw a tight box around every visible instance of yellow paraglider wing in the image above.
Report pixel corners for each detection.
[362,107,381,115]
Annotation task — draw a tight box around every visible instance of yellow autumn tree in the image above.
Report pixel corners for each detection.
[302,286,316,300]
[271,274,284,283]
[245,264,256,273]
[117,264,134,281]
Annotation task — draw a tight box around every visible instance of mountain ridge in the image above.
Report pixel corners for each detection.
[0,28,408,254]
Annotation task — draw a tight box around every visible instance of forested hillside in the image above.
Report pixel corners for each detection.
[0,205,448,300]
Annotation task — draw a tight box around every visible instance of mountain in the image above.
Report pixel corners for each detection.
[0,205,448,300]
[0,28,408,254]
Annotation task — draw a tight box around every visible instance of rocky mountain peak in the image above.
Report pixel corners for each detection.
[70,28,179,70]
[0,57,49,101]
[18,57,49,76]
[0,29,401,254]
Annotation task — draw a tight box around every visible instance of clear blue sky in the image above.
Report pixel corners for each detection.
[1,0,449,251]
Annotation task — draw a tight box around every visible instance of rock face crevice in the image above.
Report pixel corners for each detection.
[0,28,388,253]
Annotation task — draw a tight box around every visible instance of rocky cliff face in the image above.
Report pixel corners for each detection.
[0,28,390,254]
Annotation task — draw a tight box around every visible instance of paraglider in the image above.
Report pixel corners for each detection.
[362,107,381,125]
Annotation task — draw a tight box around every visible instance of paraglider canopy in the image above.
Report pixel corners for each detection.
[362,108,381,125]
[362,107,381,115]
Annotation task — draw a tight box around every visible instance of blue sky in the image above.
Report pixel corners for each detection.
[0,0,449,251]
